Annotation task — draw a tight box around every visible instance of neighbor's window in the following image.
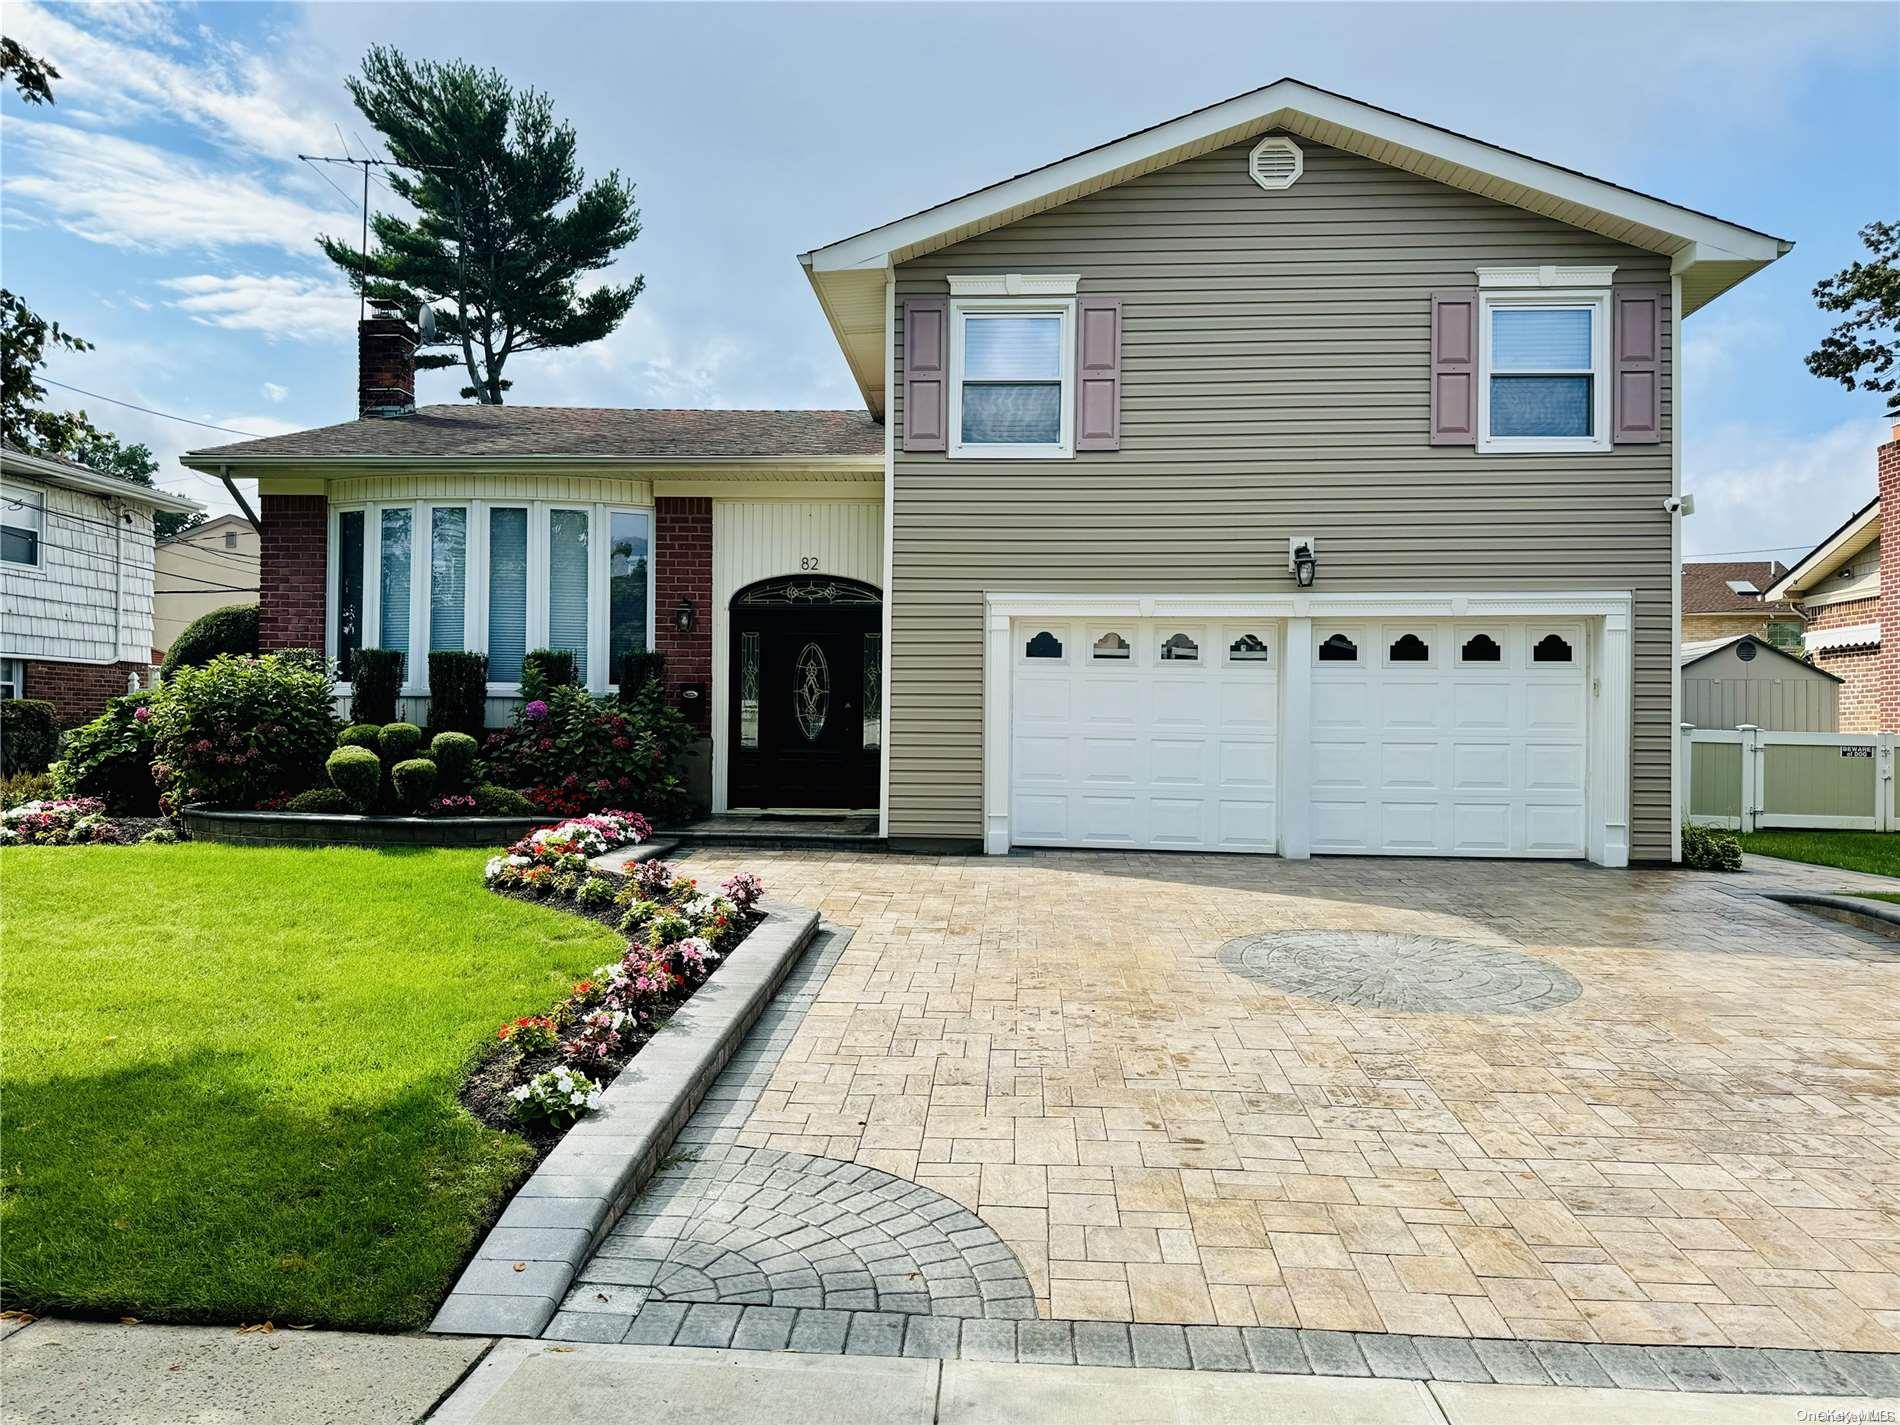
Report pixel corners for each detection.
[1480,294,1609,453]
[0,657,23,699]
[951,304,1072,458]
[2,486,43,567]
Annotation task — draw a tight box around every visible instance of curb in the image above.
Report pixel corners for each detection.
[1763,891,1900,940]
[429,900,822,1337]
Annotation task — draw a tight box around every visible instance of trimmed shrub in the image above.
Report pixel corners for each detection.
[613,650,667,704]
[1,771,55,809]
[479,682,693,818]
[350,648,405,725]
[138,826,180,845]
[1681,822,1743,872]
[472,783,540,816]
[520,648,578,701]
[390,756,438,811]
[378,722,423,762]
[48,691,158,814]
[326,745,381,811]
[1,699,59,776]
[159,604,258,679]
[430,731,478,791]
[152,654,340,811]
[339,723,382,750]
[428,651,488,738]
[285,787,351,813]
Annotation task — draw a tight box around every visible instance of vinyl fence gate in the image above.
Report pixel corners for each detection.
[1682,724,1900,832]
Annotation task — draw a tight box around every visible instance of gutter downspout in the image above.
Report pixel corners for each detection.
[220,465,261,533]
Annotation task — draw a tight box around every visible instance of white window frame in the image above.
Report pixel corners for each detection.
[1476,288,1612,455]
[326,497,655,697]
[947,297,1076,461]
[1,484,45,573]
[0,657,23,699]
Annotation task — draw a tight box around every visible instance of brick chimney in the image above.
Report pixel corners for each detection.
[1880,419,1900,730]
[358,299,416,418]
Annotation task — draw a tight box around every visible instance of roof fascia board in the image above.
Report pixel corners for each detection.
[805,80,1787,274]
[1765,500,1881,600]
[1,450,203,513]
[179,452,886,476]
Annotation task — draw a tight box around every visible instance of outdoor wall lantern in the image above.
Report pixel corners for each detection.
[1288,537,1318,588]
[673,597,697,634]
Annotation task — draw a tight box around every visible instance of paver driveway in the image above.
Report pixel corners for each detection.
[660,850,1900,1353]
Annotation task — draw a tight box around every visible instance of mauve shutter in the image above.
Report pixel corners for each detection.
[1429,290,1478,446]
[902,297,948,453]
[1075,296,1122,451]
[1613,286,1665,444]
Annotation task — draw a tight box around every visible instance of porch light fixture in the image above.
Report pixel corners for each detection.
[1288,537,1317,588]
[673,596,697,634]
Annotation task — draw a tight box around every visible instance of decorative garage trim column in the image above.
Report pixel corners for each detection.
[983,589,1633,867]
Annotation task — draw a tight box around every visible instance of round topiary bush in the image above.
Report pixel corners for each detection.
[390,756,438,811]
[285,787,351,813]
[326,745,381,811]
[377,722,423,762]
[430,731,478,791]
[338,723,382,751]
[159,604,259,679]
[472,783,540,816]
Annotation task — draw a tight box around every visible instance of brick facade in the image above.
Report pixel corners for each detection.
[1806,596,1881,731]
[358,308,417,416]
[257,493,327,654]
[23,659,150,727]
[654,497,713,727]
[1682,613,1802,646]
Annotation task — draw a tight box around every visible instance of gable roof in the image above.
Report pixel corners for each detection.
[801,78,1792,415]
[182,406,884,471]
[1,441,203,514]
[1681,560,1792,615]
[1678,632,1840,681]
[1765,494,1882,602]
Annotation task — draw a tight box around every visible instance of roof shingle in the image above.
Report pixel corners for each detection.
[184,405,883,464]
[1681,560,1793,615]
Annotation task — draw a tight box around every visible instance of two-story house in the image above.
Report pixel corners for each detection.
[2,442,203,725]
[186,80,1790,864]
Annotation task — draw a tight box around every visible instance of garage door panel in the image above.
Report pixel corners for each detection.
[1312,680,1372,731]
[1526,803,1586,852]
[1381,741,1441,790]
[1152,679,1213,729]
[1216,800,1276,849]
[1380,681,1448,731]
[1312,801,1371,850]
[1150,737,1208,786]
[1380,801,1443,852]
[1015,676,1072,723]
[1013,793,1071,841]
[1086,679,1141,728]
[1453,682,1512,730]
[1080,736,1140,784]
[1452,741,1512,791]
[1218,680,1275,732]
[1218,738,1275,789]
[1526,682,1585,731]
[1150,798,1209,845]
[1013,734,1069,784]
[1451,801,1513,854]
[1525,742,1584,791]
[1311,740,1370,790]
[1076,795,1140,843]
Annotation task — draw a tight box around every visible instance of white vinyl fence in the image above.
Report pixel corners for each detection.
[1682,724,1900,832]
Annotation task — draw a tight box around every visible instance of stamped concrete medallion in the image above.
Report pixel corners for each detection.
[1218,929,1581,1014]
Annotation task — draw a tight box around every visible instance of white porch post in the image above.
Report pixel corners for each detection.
[983,602,1013,854]
[1592,608,1632,867]
[1279,615,1313,860]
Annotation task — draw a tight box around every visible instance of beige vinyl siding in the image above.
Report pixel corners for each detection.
[891,135,1676,857]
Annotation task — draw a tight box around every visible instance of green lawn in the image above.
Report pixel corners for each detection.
[0,843,621,1330]
[1738,829,1900,880]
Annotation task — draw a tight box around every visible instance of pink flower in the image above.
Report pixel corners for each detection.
[524,699,550,721]
[133,705,152,723]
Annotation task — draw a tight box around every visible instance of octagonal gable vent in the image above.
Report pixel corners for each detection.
[1249,136,1303,191]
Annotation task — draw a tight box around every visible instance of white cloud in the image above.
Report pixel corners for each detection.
[4,120,347,252]
[1686,419,1888,561]
[160,273,356,340]
[262,382,289,403]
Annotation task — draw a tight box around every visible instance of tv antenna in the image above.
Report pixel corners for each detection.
[297,150,460,325]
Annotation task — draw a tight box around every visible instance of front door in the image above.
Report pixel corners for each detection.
[729,577,881,809]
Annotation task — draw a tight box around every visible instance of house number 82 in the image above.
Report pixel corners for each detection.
[800,556,821,571]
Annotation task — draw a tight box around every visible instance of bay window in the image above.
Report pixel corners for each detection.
[330,499,653,694]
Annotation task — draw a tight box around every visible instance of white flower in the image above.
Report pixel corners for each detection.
[586,1091,604,1109]
[510,1085,532,1100]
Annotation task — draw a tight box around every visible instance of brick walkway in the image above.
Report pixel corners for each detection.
[609,849,1900,1355]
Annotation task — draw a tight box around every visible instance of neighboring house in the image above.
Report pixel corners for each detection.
[1,442,203,725]
[1680,633,1839,732]
[186,78,1794,865]
[1764,423,1900,732]
[1681,560,1800,648]
[153,513,260,660]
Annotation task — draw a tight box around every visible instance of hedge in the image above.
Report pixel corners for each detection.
[350,649,405,725]
[1,699,59,776]
[427,651,487,738]
[159,604,258,679]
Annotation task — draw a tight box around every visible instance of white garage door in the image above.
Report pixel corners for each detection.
[1010,619,1279,851]
[1309,619,1589,856]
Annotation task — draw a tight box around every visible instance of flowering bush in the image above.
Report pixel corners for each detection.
[49,691,159,814]
[478,684,692,818]
[151,654,340,811]
[721,872,765,915]
[0,798,125,846]
[508,1064,604,1127]
[482,811,651,893]
[428,793,479,816]
[497,1015,559,1052]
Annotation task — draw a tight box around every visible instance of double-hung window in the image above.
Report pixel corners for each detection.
[948,300,1074,458]
[2,486,43,568]
[1477,285,1611,454]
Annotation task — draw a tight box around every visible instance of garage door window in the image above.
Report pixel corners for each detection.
[1460,633,1503,664]
[1318,633,1359,663]
[1388,633,1430,663]
[1227,633,1270,664]
[1024,630,1064,660]
[1532,633,1574,663]
[1160,632,1199,662]
[1091,631,1130,660]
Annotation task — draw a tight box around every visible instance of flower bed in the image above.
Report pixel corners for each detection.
[0,799,177,847]
[467,814,765,1141]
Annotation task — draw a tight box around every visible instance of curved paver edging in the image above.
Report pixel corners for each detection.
[430,899,822,1337]
[183,804,554,848]
[1763,891,1900,941]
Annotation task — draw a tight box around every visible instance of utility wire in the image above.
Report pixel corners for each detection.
[9,498,254,561]
[36,379,264,439]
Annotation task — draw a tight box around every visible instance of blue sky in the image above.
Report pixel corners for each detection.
[2,1,1895,561]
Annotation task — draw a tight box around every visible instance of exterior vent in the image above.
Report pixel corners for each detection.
[1248,136,1303,191]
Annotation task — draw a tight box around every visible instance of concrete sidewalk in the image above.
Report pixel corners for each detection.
[6,1319,1894,1425]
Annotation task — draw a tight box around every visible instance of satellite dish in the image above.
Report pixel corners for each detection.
[417,305,437,341]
